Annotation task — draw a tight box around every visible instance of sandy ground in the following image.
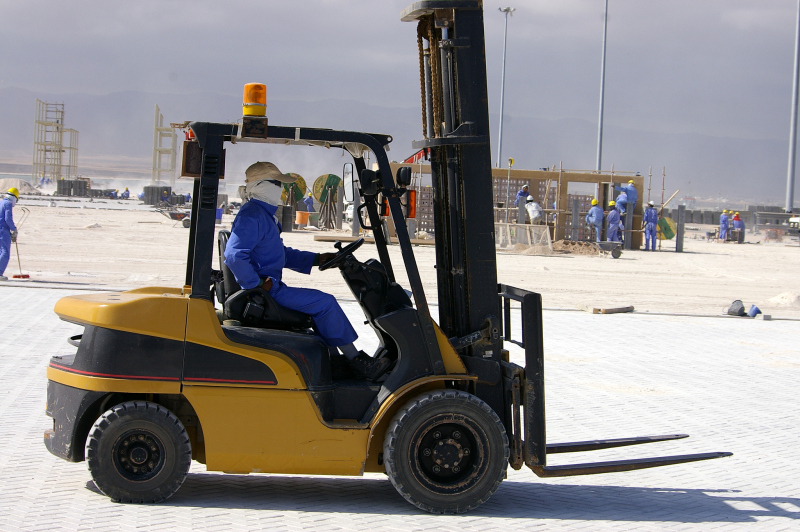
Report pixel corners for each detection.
[3,200,800,319]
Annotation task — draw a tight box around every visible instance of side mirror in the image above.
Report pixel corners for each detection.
[396,166,412,188]
[360,169,379,196]
[343,163,355,203]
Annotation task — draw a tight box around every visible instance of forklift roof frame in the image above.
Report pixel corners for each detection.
[184,120,446,376]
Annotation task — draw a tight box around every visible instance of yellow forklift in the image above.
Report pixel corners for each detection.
[44,0,730,514]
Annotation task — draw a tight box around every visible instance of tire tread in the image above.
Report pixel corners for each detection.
[85,400,191,504]
[383,389,509,514]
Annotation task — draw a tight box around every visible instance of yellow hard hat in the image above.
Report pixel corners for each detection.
[608,200,616,206]
[722,209,727,213]
[735,211,739,215]
[628,180,634,184]
[308,192,313,197]
[591,199,598,205]
[6,187,19,199]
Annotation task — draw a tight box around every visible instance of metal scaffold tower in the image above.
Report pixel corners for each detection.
[33,100,79,184]
[151,105,178,187]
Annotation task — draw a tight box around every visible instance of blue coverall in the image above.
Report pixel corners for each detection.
[643,206,658,250]
[224,199,357,347]
[514,189,528,207]
[303,195,315,212]
[120,190,129,199]
[0,197,17,276]
[719,213,729,241]
[585,205,604,242]
[606,208,621,242]
[614,192,628,214]
[615,184,638,214]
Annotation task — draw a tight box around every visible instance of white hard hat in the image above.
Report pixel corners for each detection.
[648,200,655,206]
[526,195,534,201]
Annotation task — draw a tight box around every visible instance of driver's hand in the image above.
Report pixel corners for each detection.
[261,278,273,291]
[318,252,337,268]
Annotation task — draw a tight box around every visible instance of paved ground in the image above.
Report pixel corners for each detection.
[0,286,798,531]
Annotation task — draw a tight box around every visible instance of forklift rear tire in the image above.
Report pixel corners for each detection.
[383,390,509,514]
[85,401,192,503]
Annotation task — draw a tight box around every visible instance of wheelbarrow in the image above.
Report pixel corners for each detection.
[156,208,192,228]
[592,240,622,258]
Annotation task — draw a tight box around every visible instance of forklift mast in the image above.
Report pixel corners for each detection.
[402,0,731,475]
[402,0,507,423]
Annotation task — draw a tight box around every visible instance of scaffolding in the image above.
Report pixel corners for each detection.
[151,105,178,187]
[33,100,79,183]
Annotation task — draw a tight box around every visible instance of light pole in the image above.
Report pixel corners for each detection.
[496,7,515,168]
[786,0,800,213]
[596,0,609,173]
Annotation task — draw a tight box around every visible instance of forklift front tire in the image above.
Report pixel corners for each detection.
[85,401,192,504]
[383,390,509,514]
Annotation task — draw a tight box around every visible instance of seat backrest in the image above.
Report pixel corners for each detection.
[217,231,240,305]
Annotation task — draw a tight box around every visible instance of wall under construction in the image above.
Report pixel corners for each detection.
[391,163,645,248]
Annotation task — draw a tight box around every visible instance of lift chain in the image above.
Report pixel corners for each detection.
[417,20,428,139]
[427,17,442,138]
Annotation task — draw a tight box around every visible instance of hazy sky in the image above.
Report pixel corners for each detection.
[2,0,799,200]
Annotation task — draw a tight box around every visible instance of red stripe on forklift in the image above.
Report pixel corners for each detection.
[183,377,277,385]
[49,363,180,381]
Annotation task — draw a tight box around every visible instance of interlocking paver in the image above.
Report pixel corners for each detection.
[0,286,798,531]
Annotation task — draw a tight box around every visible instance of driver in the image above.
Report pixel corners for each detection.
[224,161,390,380]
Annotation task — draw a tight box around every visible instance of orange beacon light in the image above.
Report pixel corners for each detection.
[243,83,267,117]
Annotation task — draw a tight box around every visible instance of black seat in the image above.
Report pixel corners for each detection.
[217,231,313,330]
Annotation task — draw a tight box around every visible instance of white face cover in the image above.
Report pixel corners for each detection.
[245,179,283,206]
[5,194,17,206]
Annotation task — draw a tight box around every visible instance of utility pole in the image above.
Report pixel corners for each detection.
[596,0,609,173]
[496,7,515,168]
[786,0,800,213]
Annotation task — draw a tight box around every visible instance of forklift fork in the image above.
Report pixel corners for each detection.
[498,284,732,477]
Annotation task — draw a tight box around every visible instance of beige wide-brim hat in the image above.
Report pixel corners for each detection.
[245,161,297,184]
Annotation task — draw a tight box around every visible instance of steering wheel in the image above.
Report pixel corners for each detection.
[319,238,364,271]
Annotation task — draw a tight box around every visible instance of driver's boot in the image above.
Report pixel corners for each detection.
[348,352,391,381]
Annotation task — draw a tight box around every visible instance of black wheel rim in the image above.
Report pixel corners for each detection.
[112,429,166,482]
[410,414,488,494]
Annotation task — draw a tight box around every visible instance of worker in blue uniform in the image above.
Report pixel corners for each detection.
[643,200,658,251]
[615,180,638,215]
[606,200,621,242]
[224,162,390,380]
[719,210,729,241]
[120,188,130,199]
[614,190,628,216]
[585,199,604,242]
[514,185,529,207]
[732,212,744,243]
[0,187,19,282]
[304,192,315,212]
